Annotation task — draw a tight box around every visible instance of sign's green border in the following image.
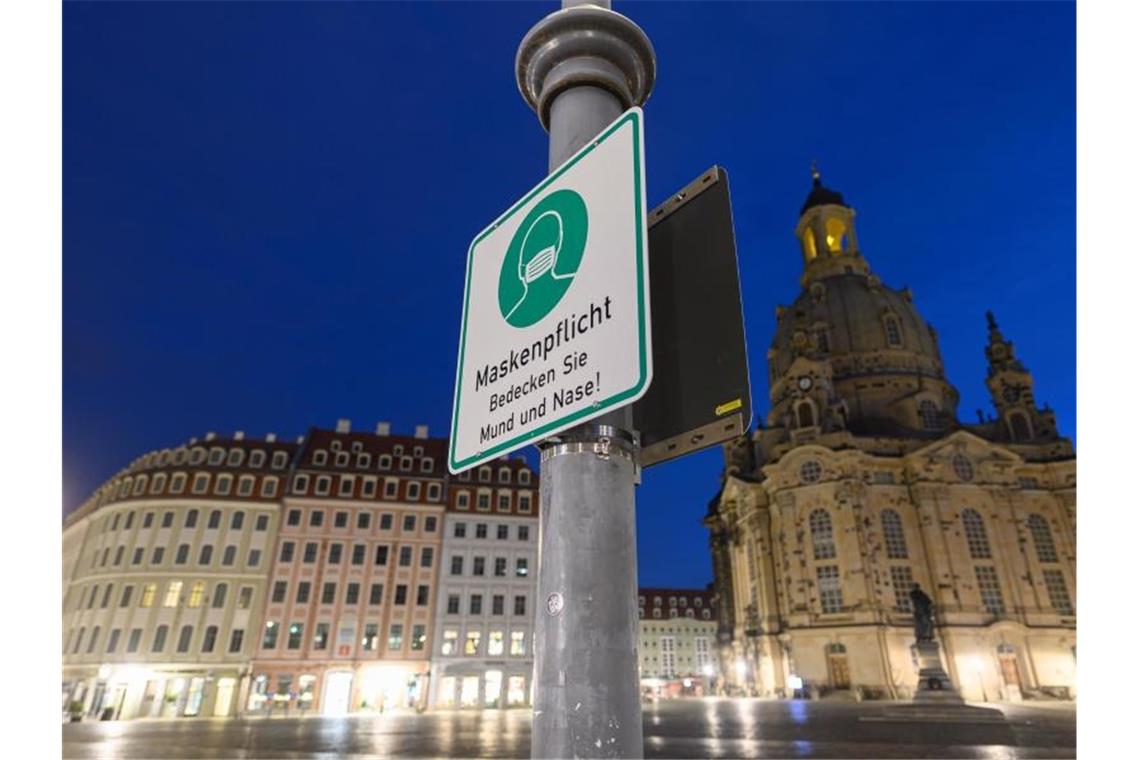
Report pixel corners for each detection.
[449,108,649,472]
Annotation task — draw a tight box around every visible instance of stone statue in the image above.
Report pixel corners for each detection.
[910,584,935,642]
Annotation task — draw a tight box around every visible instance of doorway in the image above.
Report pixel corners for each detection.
[997,643,1022,701]
[826,643,851,689]
[322,671,353,716]
[213,678,235,717]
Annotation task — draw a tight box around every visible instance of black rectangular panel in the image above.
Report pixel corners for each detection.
[633,166,752,468]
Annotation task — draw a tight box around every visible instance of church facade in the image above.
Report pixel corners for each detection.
[704,170,1076,703]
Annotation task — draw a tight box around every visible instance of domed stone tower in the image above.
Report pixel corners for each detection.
[704,167,1075,704]
[765,167,959,450]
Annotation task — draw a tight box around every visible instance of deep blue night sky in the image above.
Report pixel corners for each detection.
[63,1,1075,590]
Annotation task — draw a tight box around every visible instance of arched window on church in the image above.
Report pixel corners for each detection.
[824,217,848,254]
[883,315,903,348]
[796,401,816,429]
[962,508,991,559]
[809,509,836,560]
[1008,412,1032,442]
[1027,514,1058,563]
[881,509,908,559]
[918,400,941,431]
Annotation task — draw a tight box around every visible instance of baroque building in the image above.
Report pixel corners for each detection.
[704,170,1076,703]
[62,420,540,721]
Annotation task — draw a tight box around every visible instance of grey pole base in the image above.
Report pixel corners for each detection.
[532,438,642,758]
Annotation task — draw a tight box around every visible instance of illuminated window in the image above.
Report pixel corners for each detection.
[800,228,818,261]
[962,508,991,558]
[411,625,427,651]
[388,624,404,651]
[442,629,458,655]
[140,583,156,608]
[465,630,481,655]
[488,630,505,656]
[824,216,847,253]
[810,509,836,560]
[262,621,279,649]
[187,581,205,608]
[164,581,183,607]
[510,631,526,656]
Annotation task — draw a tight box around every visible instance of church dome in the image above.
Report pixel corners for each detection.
[768,169,960,438]
[768,274,943,381]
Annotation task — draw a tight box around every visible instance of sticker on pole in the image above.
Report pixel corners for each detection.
[449,107,651,473]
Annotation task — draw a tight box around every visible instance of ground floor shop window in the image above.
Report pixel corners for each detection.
[184,677,205,716]
[298,675,316,712]
[460,676,479,708]
[484,670,502,708]
[248,675,269,713]
[507,676,527,707]
[438,677,456,708]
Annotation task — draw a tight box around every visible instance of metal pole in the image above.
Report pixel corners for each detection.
[516,2,655,758]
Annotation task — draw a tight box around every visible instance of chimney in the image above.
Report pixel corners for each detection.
[296,435,305,444]
[266,433,277,443]
[414,424,429,439]
[205,432,216,441]
[234,431,245,441]
[375,422,391,436]
[336,418,351,433]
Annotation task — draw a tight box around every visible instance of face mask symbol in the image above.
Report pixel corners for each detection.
[505,210,574,321]
[520,210,563,284]
[498,188,588,328]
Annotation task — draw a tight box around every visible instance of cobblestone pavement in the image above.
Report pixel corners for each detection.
[62,698,1076,759]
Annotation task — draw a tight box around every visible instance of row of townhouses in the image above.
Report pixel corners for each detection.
[61,420,720,721]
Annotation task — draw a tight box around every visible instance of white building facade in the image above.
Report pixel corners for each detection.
[427,458,539,709]
[638,588,718,698]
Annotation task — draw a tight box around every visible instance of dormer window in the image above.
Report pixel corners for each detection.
[883,315,903,347]
[795,400,816,429]
[313,450,328,466]
[209,448,225,465]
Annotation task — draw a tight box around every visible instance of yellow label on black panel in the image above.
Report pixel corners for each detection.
[715,398,743,416]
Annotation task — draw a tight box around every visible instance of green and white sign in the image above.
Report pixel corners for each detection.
[449,107,651,473]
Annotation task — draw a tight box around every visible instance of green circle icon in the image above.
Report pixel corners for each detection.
[498,189,588,327]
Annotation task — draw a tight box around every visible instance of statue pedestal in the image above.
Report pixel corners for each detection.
[913,640,964,704]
